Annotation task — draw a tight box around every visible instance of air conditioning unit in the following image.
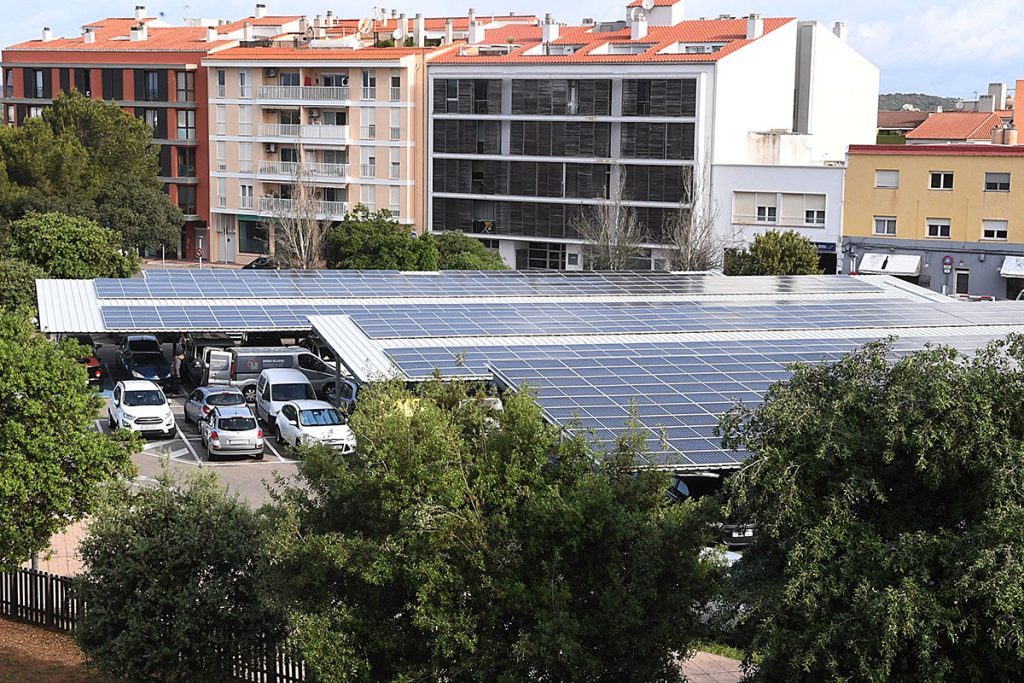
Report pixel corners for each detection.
[340,75,350,87]
[264,68,278,77]
[308,108,320,118]
[264,143,277,153]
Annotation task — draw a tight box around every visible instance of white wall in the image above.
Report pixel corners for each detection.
[711,21,799,165]
[711,163,845,248]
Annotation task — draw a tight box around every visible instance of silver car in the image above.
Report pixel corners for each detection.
[199,406,265,460]
[183,385,248,424]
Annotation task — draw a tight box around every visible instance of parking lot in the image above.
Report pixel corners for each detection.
[90,343,301,507]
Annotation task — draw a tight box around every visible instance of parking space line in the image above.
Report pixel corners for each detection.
[175,425,203,466]
[264,434,286,463]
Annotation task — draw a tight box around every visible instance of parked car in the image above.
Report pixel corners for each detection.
[274,400,356,454]
[254,369,316,423]
[59,334,103,386]
[202,346,346,403]
[118,335,170,385]
[183,385,248,424]
[108,380,175,438]
[198,406,264,459]
[299,334,337,363]
[182,333,240,384]
[242,255,283,270]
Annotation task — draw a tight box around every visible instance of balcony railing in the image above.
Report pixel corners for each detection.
[257,161,350,179]
[360,164,376,178]
[240,196,254,209]
[390,86,401,101]
[257,124,349,142]
[257,85,350,101]
[259,196,349,217]
[240,85,252,98]
[216,84,226,98]
[361,87,376,100]
[389,127,401,141]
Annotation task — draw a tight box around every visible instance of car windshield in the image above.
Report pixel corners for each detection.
[219,416,257,431]
[207,392,244,406]
[123,390,165,407]
[128,339,161,353]
[132,353,166,366]
[271,383,315,401]
[299,408,344,427]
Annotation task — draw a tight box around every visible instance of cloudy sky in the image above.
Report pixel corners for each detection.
[2,0,1019,98]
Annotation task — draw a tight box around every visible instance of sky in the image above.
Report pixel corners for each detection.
[1,0,1020,99]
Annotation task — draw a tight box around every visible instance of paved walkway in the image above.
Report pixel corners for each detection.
[681,652,744,683]
[21,521,88,576]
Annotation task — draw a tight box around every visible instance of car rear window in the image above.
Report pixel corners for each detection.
[132,352,166,366]
[128,339,161,353]
[271,383,315,401]
[207,392,244,406]
[219,416,257,431]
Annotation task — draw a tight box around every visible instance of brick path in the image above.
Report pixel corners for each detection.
[21,521,88,576]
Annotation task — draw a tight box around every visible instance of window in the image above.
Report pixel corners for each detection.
[875,169,899,188]
[216,141,226,171]
[361,69,376,100]
[239,219,267,253]
[217,178,227,208]
[33,69,44,98]
[239,106,252,135]
[29,106,44,118]
[239,142,252,173]
[390,186,400,216]
[805,209,826,226]
[175,71,194,102]
[215,105,225,134]
[279,72,300,87]
[360,148,376,178]
[390,148,400,179]
[177,186,197,215]
[323,110,346,126]
[143,71,159,101]
[982,219,1009,240]
[390,108,401,140]
[240,183,253,209]
[322,73,348,88]
[144,109,160,132]
[5,69,13,98]
[926,218,951,239]
[239,70,251,98]
[176,110,196,140]
[177,147,196,177]
[390,72,401,101]
[873,216,897,235]
[473,79,491,114]
[446,80,459,113]
[930,171,954,190]
[362,184,375,210]
[985,172,1011,192]
[5,105,14,125]
[359,112,376,139]
[216,69,225,97]
[635,80,651,115]
[756,205,777,223]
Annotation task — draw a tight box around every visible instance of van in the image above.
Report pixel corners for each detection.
[203,346,342,403]
[254,369,316,422]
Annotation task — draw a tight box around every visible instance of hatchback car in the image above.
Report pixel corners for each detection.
[118,335,170,385]
[199,406,264,459]
[274,400,356,454]
[183,386,248,424]
[108,380,175,438]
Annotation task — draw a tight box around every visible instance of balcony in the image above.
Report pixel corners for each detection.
[390,86,401,101]
[257,161,350,180]
[257,85,350,101]
[258,196,349,218]
[257,124,350,144]
[360,164,376,178]
[361,87,376,100]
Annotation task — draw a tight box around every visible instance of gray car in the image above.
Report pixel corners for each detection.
[183,385,248,424]
[199,406,265,460]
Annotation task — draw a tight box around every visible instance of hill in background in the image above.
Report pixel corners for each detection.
[879,93,961,112]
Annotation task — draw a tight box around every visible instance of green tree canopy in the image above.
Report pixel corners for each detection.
[96,176,183,252]
[429,231,508,270]
[720,338,1024,681]
[325,204,438,270]
[0,311,136,569]
[265,381,718,683]
[75,471,284,682]
[725,230,822,276]
[6,211,139,278]
[0,258,44,312]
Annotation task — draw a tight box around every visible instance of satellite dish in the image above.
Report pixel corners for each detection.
[357,16,373,33]
[392,27,405,41]
[641,0,655,10]
[304,25,315,39]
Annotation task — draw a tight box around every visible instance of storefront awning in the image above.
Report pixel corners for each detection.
[1000,256,1024,279]
[858,253,922,277]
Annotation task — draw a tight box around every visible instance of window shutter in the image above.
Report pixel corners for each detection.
[157,71,168,101]
[134,69,144,101]
[59,68,70,93]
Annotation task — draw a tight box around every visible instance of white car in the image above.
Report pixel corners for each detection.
[108,380,175,438]
[254,369,316,423]
[274,400,356,453]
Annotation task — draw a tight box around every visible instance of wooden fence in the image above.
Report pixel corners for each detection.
[0,568,307,683]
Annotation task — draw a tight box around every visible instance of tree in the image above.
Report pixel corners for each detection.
[430,231,508,270]
[326,204,439,270]
[0,311,136,569]
[75,471,284,682]
[571,174,647,271]
[0,258,44,312]
[719,338,1024,681]
[263,166,334,269]
[5,211,139,278]
[725,229,822,276]
[663,164,731,272]
[264,381,718,682]
[96,176,183,253]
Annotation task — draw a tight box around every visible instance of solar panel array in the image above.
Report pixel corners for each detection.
[93,270,881,300]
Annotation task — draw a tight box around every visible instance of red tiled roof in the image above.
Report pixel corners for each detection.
[904,112,1004,141]
[627,0,683,6]
[437,17,793,64]
[850,144,1024,157]
[216,16,303,34]
[6,18,233,52]
[877,110,929,130]
[205,45,442,61]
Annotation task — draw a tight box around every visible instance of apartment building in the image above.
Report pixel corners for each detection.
[843,142,1024,299]
[426,0,878,270]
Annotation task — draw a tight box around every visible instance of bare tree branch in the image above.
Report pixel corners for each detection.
[662,161,734,272]
[571,173,647,271]
[262,164,333,269]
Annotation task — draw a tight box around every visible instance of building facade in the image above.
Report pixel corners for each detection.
[843,144,1024,299]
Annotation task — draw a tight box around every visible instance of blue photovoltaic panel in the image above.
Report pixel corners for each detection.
[92,270,882,301]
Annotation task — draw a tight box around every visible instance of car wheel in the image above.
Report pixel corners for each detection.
[107,412,116,430]
[253,451,265,461]
[183,410,192,424]
[243,386,257,403]
[274,425,282,441]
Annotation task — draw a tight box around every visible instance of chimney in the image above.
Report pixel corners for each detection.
[391,9,398,19]
[326,10,334,27]
[398,13,409,36]
[542,13,559,43]
[992,125,1006,146]
[979,94,996,113]
[833,21,848,43]
[206,26,218,41]
[468,10,485,44]
[444,18,454,44]
[254,3,267,19]
[130,23,148,41]
[988,82,1008,109]
[746,14,764,40]
[134,5,147,21]
[83,27,96,43]
[243,21,253,41]
[42,27,53,42]
[468,7,476,24]
[630,9,648,40]
[414,13,425,47]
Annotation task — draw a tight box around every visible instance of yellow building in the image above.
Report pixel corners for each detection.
[842,143,1024,299]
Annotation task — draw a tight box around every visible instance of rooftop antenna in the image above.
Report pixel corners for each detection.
[183,3,191,22]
